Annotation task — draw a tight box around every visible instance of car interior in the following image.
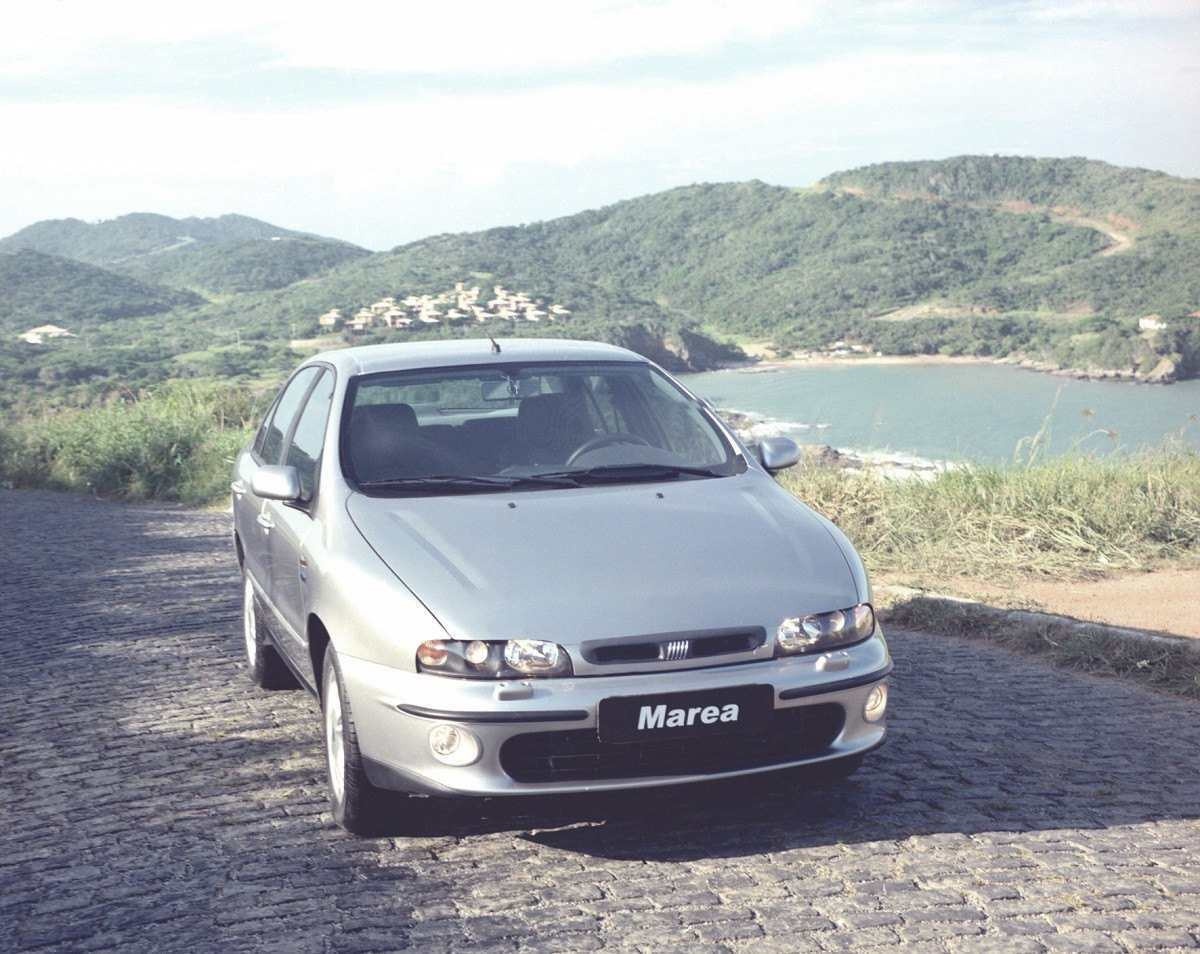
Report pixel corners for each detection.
[342,365,733,485]
[348,391,618,481]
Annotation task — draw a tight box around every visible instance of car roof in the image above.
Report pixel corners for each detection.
[305,338,647,377]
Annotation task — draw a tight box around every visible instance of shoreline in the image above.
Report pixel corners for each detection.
[714,351,1182,385]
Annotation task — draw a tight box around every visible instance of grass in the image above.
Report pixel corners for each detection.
[0,382,259,505]
[5,384,1198,574]
[780,450,1200,581]
[885,595,1200,699]
[781,451,1200,699]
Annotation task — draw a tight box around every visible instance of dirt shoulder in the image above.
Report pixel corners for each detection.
[880,565,1200,639]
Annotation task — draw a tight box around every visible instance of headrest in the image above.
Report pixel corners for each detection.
[351,403,418,434]
[517,393,586,449]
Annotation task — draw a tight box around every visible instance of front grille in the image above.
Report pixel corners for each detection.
[585,628,765,666]
[499,704,845,783]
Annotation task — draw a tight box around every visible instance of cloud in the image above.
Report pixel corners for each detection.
[0,0,829,78]
[1,1,1196,245]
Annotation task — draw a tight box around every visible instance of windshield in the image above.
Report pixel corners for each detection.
[342,360,744,493]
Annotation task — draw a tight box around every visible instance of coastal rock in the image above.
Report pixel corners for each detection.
[608,324,744,373]
[802,444,847,467]
[1145,356,1178,384]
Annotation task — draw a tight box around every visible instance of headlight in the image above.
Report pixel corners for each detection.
[416,638,573,678]
[777,603,875,655]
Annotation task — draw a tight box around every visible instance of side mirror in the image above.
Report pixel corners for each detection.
[758,436,801,474]
[252,464,302,501]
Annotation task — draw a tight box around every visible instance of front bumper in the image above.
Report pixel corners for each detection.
[339,631,891,796]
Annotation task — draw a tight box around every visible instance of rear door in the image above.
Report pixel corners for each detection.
[239,366,321,597]
[267,367,335,680]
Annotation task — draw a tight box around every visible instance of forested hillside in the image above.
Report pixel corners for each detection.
[2,155,1198,411]
[0,250,201,333]
[0,213,319,264]
[118,237,370,295]
[821,155,1200,234]
[0,213,367,295]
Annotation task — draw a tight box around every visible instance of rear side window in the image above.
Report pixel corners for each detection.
[259,366,321,464]
[285,370,335,500]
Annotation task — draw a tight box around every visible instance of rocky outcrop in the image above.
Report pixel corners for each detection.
[1145,356,1179,384]
[602,324,745,372]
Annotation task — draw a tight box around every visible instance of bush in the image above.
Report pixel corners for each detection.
[1,383,258,504]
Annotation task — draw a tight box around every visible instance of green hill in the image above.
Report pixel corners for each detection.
[0,249,201,334]
[820,155,1200,235]
[2,155,1198,411]
[0,213,310,263]
[0,213,367,295]
[118,237,370,295]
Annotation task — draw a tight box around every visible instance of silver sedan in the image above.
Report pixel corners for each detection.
[232,338,891,833]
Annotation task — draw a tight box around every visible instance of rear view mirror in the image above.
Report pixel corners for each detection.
[481,377,542,401]
[758,437,801,474]
[252,464,302,501]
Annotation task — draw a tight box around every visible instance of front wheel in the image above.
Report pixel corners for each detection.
[242,575,298,690]
[322,644,393,834]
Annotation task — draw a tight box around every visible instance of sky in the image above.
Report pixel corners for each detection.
[1,0,1197,250]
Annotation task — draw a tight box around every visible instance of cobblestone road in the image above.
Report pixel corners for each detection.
[2,489,1199,953]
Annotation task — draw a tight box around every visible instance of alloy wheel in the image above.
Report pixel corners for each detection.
[325,675,346,803]
[242,577,258,667]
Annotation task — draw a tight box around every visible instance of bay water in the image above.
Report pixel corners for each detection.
[682,362,1200,464]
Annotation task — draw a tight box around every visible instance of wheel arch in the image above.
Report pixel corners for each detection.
[308,614,332,698]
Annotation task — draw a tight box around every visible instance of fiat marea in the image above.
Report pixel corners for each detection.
[231,339,891,833]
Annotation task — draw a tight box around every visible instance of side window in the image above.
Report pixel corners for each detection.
[285,370,335,501]
[259,367,321,464]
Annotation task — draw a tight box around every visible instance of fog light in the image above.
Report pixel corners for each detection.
[863,683,888,723]
[428,723,481,766]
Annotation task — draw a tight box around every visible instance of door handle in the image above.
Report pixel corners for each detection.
[230,480,246,498]
[256,512,274,532]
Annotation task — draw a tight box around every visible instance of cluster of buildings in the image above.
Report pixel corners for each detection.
[318,283,572,334]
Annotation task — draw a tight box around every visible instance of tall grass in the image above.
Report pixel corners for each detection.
[3,384,1199,586]
[780,450,1200,580]
[0,383,258,504]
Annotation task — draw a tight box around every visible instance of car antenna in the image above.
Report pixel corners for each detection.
[489,337,501,354]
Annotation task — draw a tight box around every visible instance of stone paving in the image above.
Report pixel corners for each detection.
[1,489,1199,953]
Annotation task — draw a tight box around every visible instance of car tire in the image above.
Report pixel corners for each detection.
[321,643,392,835]
[242,574,299,690]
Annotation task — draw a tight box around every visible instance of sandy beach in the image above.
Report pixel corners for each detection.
[719,348,1169,384]
[728,353,991,372]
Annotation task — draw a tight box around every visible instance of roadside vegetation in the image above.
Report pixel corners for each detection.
[782,450,1200,581]
[0,383,258,504]
[783,450,1200,698]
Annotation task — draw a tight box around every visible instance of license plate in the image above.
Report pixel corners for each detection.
[598,684,773,744]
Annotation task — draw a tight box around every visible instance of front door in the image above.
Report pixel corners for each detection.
[240,365,322,596]
[267,367,335,684]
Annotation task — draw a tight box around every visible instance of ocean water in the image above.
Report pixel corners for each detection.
[681,363,1200,464]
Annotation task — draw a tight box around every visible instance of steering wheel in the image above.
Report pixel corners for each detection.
[565,433,651,466]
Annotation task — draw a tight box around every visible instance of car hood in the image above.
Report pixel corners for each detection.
[346,472,860,643]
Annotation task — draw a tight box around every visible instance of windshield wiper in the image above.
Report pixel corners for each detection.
[536,463,725,483]
[358,474,581,493]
